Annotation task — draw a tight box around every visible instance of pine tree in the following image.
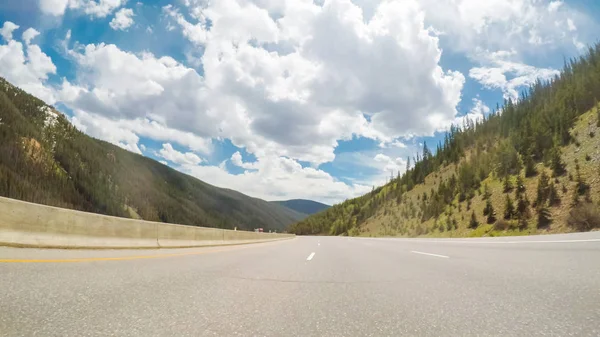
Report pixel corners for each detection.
[572,189,581,206]
[548,182,560,206]
[524,151,537,177]
[576,169,590,196]
[483,183,492,200]
[537,206,552,228]
[504,194,515,220]
[596,99,600,127]
[485,199,496,224]
[503,175,513,193]
[550,143,566,176]
[516,175,526,196]
[469,211,479,229]
[536,171,550,206]
[516,193,530,219]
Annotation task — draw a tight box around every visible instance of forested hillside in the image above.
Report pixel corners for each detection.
[0,78,305,231]
[289,45,600,237]
[272,199,330,215]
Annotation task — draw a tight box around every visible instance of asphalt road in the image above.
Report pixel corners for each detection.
[1,232,600,337]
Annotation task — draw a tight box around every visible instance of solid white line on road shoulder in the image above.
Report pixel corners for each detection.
[367,237,600,245]
[306,252,316,261]
[410,251,449,259]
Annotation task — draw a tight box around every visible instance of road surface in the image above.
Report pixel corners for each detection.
[1,233,600,336]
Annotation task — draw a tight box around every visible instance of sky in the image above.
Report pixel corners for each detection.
[0,0,598,205]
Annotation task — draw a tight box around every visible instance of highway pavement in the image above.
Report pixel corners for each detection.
[1,232,600,336]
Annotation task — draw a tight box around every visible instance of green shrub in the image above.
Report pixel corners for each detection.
[348,227,360,237]
[494,219,510,231]
[567,203,600,231]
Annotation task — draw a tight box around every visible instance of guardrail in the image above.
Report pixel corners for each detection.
[0,196,294,249]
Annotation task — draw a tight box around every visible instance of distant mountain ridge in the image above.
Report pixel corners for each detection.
[0,77,304,231]
[272,199,330,215]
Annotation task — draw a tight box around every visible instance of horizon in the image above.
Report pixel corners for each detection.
[1,0,599,204]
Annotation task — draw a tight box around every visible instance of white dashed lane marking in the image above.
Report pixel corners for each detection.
[410,251,449,259]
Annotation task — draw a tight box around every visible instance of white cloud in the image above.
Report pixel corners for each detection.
[374,153,406,175]
[392,141,407,148]
[65,108,213,154]
[157,143,203,166]
[418,0,589,55]
[0,25,57,104]
[163,0,464,162]
[390,140,407,148]
[453,98,489,127]
[22,28,40,45]
[180,154,370,204]
[230,151,259,170]
[39,0,126,18]
[62,0,466,167]
[163,5,209,45]
[39,0,69,16]
[59,43,216,138]
[567,18,576,32]
[573,38,585,51]
[110,8,134,30]
[469,49,560,101]
[378,139,407,149]
[548,1,563,13]
[470,98,490,116]
[70,110,142,154]
[332,150,410,188]
[0,22,19,41]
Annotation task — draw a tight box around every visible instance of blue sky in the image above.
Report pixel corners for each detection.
[0,0,598,204]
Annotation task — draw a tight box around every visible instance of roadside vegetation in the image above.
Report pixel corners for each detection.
[289,44,600,237]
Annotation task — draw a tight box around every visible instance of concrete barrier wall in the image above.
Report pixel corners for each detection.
[0,196,294,249]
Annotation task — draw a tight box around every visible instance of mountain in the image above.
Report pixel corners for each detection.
[289,44,600,237]
[0,77,304,231]
[272,199,330,215]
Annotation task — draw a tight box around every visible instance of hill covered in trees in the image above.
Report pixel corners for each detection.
[272,199,330,215]
[0,78,305,231]
[289,45,600,237]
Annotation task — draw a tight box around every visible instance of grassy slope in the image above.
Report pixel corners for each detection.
[358,104,600,238]
[0,77,304,231]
